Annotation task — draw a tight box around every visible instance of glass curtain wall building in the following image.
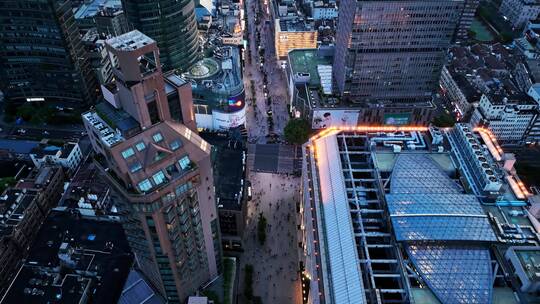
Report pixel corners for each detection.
[121,0,201,72]
[0,0,97,105]
[333,0,464,120]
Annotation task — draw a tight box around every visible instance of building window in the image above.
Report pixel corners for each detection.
[169,140,181,151]
[178,156,191,170]
[147,100,160,125]
[162,192,176,203]
[135,141,146,151]
[130,162,142,173]
[175,181,193,195]
[152,171,166,185]
[153,132,163,142]
[154,151,166,162]
[138,179,152,192]
[166,164,178,175]
[121,147,135,159]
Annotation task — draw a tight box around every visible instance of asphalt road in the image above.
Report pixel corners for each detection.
[1,124,85,141]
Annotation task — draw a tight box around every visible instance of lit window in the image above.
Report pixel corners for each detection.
[130,162,142,173]
[135,141,146,151]
[178,156,191,170]
[152,171,166,185]
[121,148,135,159]
[184,128,192,139]
[138,179,152,192]
[153,132,163,142]
[169,140,181,151]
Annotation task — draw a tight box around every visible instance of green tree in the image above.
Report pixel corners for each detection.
[432,112,456,128]
[257,213,267,245]
[499,31,514,43]
[16,103,35,121]
[244,264,254,300]
[0,177,16,194]
[284,118,311,145]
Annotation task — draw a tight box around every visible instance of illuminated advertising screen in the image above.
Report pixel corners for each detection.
[226,91,245,112]
[213,107,247,129]
[383,113,410,125]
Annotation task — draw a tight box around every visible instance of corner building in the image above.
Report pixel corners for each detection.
[333,1,464,122]
[82,31,220,302]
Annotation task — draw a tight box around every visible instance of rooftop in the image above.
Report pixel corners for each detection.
[118,270,166,304]
[312,133,366,303]
[182,46,245,111]
[288,48,333,87]
[304,125,512,304]
[60,161,114,214]
[0,189,37,238]
[29,140,78,160]
[1,209,132,304]
[0,139,39,154]
[95,102,140,135]
[74,0,122,19]
[106,30,155,51]
[278,18,314,32]
[515,247,540,280]
[214,144,245,211]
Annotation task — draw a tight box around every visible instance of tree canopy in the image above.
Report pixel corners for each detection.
[284,118,311,145]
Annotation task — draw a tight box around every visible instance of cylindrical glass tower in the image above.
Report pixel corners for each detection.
[122,0,201,72]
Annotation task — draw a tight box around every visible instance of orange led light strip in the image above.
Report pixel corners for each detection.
[309,125,429,142]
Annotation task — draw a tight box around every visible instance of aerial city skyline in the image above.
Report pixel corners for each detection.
[2,0,540,304]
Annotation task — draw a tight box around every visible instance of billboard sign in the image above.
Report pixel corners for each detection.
[213,107,247,129]
[312,109,360,129]
[383,113,410,125]
[222,36,243,45]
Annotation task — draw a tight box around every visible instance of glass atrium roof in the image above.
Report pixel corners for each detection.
[407,245,492,304]
[391,216,497,242]
[390,154,462,194]
[388,154,496,242]
[387,193,485,215]
[387,154,495,304]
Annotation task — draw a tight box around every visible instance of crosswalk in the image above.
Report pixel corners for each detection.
[247,144,301,174]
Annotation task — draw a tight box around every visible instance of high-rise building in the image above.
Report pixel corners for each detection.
[82,31,221,302]
[74,0,129,37]
[333,0,464,123]
[0,0,97,105]
[456,0,480,40]
[121,0,200,72]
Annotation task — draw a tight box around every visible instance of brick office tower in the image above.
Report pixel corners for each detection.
[333,0,464,124]
[82,30,221,302]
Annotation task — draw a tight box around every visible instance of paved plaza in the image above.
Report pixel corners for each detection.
[239,172,302,304]
[238,0,302,302]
